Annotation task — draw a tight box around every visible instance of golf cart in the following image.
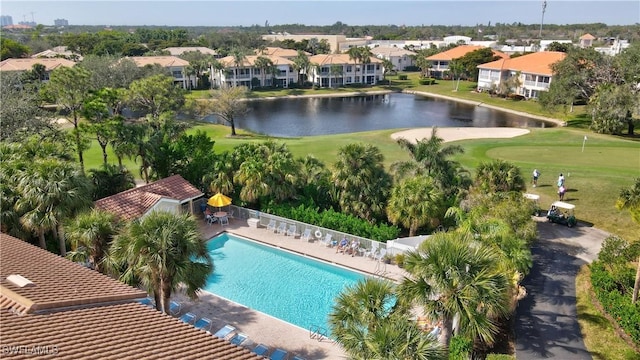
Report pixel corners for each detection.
[523,193,542,216]
[546,201,577,227]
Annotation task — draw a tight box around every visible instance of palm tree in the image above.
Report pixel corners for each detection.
[292,50,311,86]
[398,231,510,347]
[65,209,121,273]
[381,58,394,82]
[15,158,93,254]
[329,64,343,88]
[347,47,361,84]
[254,55,273,88]
[474,159,526,193]
[387,176,444,236]
[330,278,446,360]
[616,178,640,303]
[332,143,391,222]
[449,59,464,91]
[230,48,246,87]
[107,211,213,314]
[358,47,373,84]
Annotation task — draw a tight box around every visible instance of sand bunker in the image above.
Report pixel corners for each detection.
[391,127,530,144]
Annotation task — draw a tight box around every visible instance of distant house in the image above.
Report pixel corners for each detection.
[255,47,308,59]
[425,45,509,78]
[308,53,384,87]
[476,51,566,99]
[31,46,82,61]
[163,46,219,57]
[369,46,416,71]
[0,233,261,360]
[0,57,76,82]
[95,175,204,222]
[128,56,195,89]
[579,33,596,48]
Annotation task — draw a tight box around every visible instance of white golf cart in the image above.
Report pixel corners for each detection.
[546,201,577,227]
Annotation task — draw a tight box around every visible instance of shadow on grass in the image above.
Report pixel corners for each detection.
[566,113,592,128]
[577,304,611,328]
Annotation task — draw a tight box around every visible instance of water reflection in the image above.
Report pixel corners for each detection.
[209,93,550,137]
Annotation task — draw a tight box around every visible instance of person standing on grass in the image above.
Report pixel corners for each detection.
[532,169,540,187]
[558,185,566,201]
[557,173,565,188]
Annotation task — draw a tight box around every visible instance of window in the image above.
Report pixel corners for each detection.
[346,65,352,72]
[254,69,261,75]
[172,70,182,78]
[540,76,550,83]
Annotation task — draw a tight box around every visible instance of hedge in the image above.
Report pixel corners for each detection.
[590,261,640,345]
[267,204,400,242]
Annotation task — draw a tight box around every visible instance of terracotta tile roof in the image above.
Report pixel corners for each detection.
[580,33,596,40]
[0,234,146,314]
[164,46,217,56]
[0,58,76,72]
[309,53,383,66]
[128,56,190,68]
[477,51,566,76]
[0,234,261,360]
[257,47,308,58]
[218,54,294,67]
[370,46,416,56]
[95,175,203,221]
[426,45,509,61]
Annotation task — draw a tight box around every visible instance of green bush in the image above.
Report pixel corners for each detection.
[398,74,408,80]
[486,355,516,360]
[448,335,473,360]
[419,77,436,85]
[590,261,640,345]
[267,204,400,241]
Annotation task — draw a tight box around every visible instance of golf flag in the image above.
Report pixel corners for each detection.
[582,135,588,152]
[584,135,588,141]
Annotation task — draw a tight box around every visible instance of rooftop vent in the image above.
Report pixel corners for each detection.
[6,274,35,288]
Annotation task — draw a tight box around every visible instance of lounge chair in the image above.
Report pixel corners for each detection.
[286,224,298,237]
[276,222,287,234]
[320,233,333,247]
[301,228,312,242]
[212,324,236,339]
[365,242,379,259]
[252,344,269,356]
[137,297,154,307]
[219,216,229,226]
[169,300,181,315]
[270,349,288,360]
[266,219,277,232]
[229,332,249,346]
[206,214,217,226]
[373,248,387,262]
[194,317,212,332]
[179,312,196,325]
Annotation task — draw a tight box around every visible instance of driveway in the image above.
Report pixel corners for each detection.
[515,220,609,359]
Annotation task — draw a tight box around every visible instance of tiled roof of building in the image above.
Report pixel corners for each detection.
[164,46,217,56]
[128,56,190,68]
[0,234,261,360]
[370,46,416,56]
[580,33,596,40]
[309,53,383,66]
[426,45,509,61]
[0,233,146,315]
[218,54,294,67]
[257,47,308,58]
[95,175,203,221]
[0,58,76,72]
[477,51,566,76]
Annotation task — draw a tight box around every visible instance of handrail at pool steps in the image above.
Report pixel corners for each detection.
[248,208,387,255]
[309,324,329,341]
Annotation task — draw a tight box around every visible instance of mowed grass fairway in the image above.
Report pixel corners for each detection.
[83,123,640,240]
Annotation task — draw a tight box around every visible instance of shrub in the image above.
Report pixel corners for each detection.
[266,204,400,241]
[402,66,420,72]
[590,261,640,345]
[377,79,390,85]
[398,74,408,80]
[449,335,473,360]
[486,355,516,360]
[419,77,436,85]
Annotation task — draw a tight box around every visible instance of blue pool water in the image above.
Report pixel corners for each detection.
[204,233,366,331]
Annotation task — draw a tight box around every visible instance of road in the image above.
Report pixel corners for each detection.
[515,219,609,359]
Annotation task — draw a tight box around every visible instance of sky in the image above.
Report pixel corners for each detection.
[1,1,639,27]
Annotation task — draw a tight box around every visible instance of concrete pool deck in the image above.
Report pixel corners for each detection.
[171,218,409,360]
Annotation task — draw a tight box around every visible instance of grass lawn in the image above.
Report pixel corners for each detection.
[576,265,640,360]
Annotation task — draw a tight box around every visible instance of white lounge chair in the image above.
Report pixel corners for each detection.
[320,233,333,247]
[286,224,298,237]
[373,248,387,262]
[266,219,277,232]
[212,324,236,339]
[276,223,287,234]
[301,228,312,242]
[365,242,379,259]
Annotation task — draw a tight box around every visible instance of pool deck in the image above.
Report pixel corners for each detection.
[171,217,409,360]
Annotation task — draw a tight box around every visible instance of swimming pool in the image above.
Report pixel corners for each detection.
[204,233,366,331]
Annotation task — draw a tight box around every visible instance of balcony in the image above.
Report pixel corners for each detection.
[524,81,550,89]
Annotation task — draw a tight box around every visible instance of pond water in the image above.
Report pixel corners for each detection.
[219,93,550,137]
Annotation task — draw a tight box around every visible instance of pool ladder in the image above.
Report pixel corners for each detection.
[309,325,328,342]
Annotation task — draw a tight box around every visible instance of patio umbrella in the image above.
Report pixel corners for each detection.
[207,193,232,210]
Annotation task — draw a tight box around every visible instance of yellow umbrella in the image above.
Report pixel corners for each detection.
[207,193,232,208]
